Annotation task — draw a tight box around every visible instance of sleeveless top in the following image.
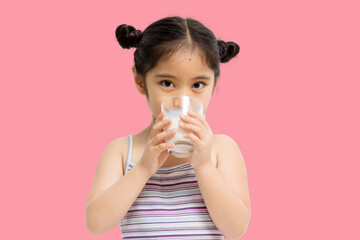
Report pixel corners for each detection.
[119,134,225,240]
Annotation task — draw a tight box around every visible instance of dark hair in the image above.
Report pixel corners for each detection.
[115,16,240,98]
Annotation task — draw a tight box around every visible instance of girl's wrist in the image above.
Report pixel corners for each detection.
[136,162,154,179]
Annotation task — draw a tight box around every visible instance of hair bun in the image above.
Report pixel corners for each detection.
[217,40,240,63]
[115,24,142,49]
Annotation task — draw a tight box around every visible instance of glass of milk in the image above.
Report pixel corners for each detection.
[161,95,205,158]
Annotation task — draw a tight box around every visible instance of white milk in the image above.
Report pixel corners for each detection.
[163,109,193,158]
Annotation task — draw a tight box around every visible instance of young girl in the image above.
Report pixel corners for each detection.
[85,16,251,240]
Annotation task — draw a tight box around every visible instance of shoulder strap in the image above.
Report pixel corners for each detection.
[125,134,133,173]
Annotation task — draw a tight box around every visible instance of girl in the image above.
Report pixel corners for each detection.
[85,16,251,240]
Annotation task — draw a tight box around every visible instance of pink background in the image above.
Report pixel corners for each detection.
[1,0,359,239]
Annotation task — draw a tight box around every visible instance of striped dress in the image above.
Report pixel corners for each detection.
[120,134,224,240]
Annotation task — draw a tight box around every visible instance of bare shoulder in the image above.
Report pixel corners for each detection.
[85,136,128,207]
[213,134,244,162]
[213,134,251,213]
[99,136,128,174]
[213,134,243,165]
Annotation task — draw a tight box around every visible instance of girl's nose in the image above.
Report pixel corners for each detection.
[172,96,182,108]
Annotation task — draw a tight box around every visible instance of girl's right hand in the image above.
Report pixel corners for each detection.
[137,111,176,177]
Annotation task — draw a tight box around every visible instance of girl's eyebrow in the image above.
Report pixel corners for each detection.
[154,74,211,81]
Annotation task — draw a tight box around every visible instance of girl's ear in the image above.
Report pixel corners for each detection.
[132,65,145,95]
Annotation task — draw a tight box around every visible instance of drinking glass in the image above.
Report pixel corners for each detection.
[161,95,204,158]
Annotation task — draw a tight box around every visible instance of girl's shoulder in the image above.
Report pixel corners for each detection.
[213,134,240,149]
[213,134,237,150]
[213,134,243,167]
[104,136,130,175]
[109,136,129,155]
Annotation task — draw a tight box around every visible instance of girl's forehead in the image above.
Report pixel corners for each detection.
[156,50,210,71]
[165,49,202,62]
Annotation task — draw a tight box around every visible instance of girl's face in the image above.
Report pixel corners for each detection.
[142,50,216,121]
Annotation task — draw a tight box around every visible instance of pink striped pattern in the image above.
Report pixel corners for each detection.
[119,135,224,239]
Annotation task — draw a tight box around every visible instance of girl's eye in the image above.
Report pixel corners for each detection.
[193,82,206,89]
[160,80,207,90]
[161,80,174,88]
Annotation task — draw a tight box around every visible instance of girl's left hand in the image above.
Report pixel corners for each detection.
[179,111,215,170]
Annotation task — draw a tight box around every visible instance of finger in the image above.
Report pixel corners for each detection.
[152,117,173,137]
[156,110,165,122]
[179,122,203,140]
[150,142,175,153]
[183,132,201,146]
[188,111,211,130]
[179,114,202,127]
[150,128,176,146]
[149,111,170,139]
[152,111,165,131]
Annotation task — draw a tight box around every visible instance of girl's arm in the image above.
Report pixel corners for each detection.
[85,112,176,235]
[194,135,251,240]
[85,140,152,236]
